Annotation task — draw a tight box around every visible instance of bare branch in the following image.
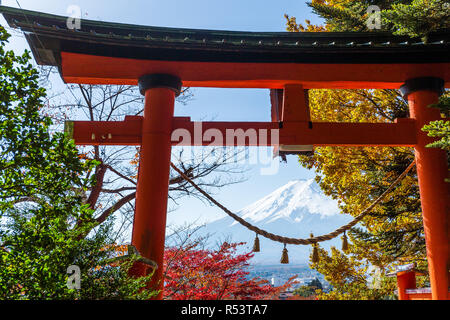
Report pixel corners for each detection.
[104,164,137,185]
[101,187,136,194]
[95,192,136,225]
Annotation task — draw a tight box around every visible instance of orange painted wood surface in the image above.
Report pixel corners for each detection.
[397,271,417,300]
[130,88,175,299]
[407,291,450,300]
[70,117,417,147]
[407,90,450,300]
[61,52,450,89]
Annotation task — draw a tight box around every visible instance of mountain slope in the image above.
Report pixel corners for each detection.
[203,179,353,264]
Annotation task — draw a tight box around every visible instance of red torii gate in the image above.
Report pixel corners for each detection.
[1,6,449,300]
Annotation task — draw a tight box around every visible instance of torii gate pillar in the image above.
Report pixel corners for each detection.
[130,74,181,299]
[401,77,449,300]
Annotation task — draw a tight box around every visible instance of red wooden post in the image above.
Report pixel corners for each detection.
[401,77,450,300]
[130,74,182,299]
[397,271,417,300]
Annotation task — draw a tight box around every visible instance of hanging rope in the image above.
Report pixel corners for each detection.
[170,160,416,246]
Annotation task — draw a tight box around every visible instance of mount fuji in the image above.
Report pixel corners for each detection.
[202,179,353,264]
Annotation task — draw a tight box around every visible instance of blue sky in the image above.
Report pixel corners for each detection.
[1,0,321,31]
[1,0,323,227]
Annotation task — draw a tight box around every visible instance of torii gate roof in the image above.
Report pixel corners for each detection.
[1,6,449,89]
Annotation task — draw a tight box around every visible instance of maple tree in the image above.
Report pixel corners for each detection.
[110,238,294,300]
[163,241,293,300]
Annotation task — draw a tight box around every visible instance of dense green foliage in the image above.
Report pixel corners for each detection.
[382,0,450,39]
[305,0,450,37]
[0,25,154,299]
[293,278,323,298]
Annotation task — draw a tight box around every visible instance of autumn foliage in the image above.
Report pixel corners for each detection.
[110,241,293,300]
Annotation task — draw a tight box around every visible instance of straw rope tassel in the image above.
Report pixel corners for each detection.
[280,244,289,264]
[311,233,319,263]
[342,231,349,252]
[253,233,260,252]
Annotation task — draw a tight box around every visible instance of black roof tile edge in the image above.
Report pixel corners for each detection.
[1,5,449,66]
[1,5,449,48]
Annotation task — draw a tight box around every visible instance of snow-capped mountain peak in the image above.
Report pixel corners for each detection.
[204,178,352,264]
[234,179,340,226]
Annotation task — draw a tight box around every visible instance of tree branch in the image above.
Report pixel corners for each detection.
[95,192,136,225]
